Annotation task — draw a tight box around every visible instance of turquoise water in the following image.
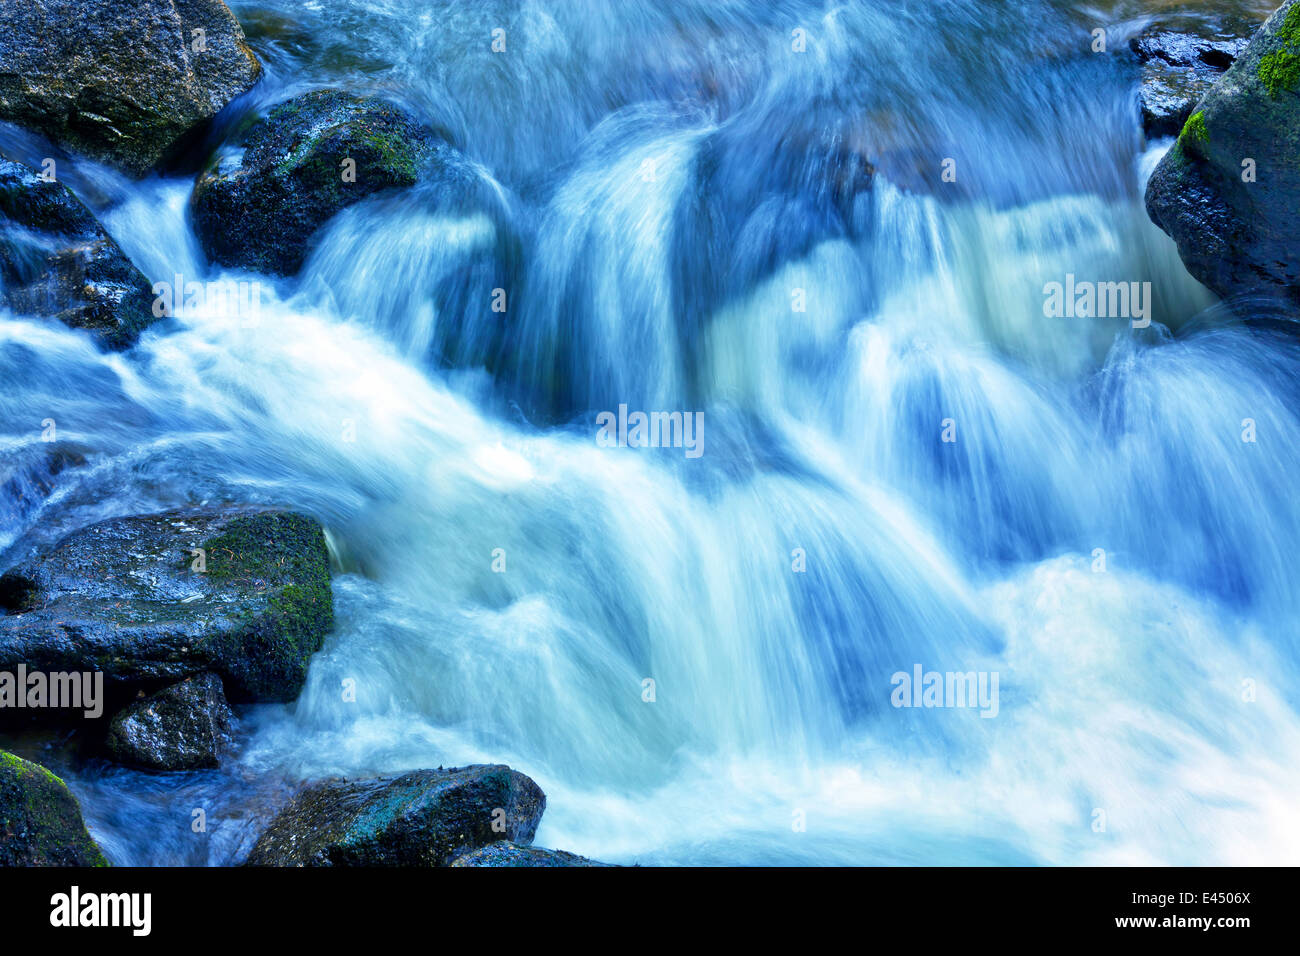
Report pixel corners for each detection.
[1,0,1297,865]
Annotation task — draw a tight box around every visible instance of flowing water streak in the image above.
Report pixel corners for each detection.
[1,0,1298,865]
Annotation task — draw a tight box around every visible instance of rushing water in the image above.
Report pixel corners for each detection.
[1,0,1298,865]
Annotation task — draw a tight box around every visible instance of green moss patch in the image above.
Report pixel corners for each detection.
[1180,110,1210,152]
[1259,5,1300,97]
[1259,49,1300,97]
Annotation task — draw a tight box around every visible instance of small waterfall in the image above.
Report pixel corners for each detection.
[2,0,1298,865]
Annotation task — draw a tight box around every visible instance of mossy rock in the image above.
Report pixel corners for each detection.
[0,750,107,866]
[1130,10,1259,137]
[1145,0,1300,308]
[0,0,261,176]
[0,510,334,705]
[191,90,439,276]
[245,765,546,866]
[0,158,158,350]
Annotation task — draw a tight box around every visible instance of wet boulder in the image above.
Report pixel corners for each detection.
[245,765,546,866]
[191,90,438,276]
[0,0,262,176]
[0,749,107,866]
[105,672,234,771]
[1145,1,1300,307]
[0,158,158,349]
[1131,11,1259,137]
[450,842,614,867]
[0,510,334,703]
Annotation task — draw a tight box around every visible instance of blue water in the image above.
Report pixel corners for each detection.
[1,0,1297,865]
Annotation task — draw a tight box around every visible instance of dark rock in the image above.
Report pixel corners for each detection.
[1145,1,1300,307]
[191,90,437,276]
[0,0,262,176]
[0,510,334,703]
[105,672,233,771]
[0,749,107,865]
[245,765,546,866]
[450,841,614,867]
[1131,11,1260,137]
[0,158,158,349]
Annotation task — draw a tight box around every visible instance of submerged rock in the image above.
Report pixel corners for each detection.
[0,158,158,349]
[0,443,88,541]
[191,90,437,275]
[1145,2,1300,307]
[1131,12,1258,137]
[0,749,107,866]
[0,510,334,703]
[450,841,614,867]
[0,0,262,176]
[245,765,546,866]
[105,672,234,771]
